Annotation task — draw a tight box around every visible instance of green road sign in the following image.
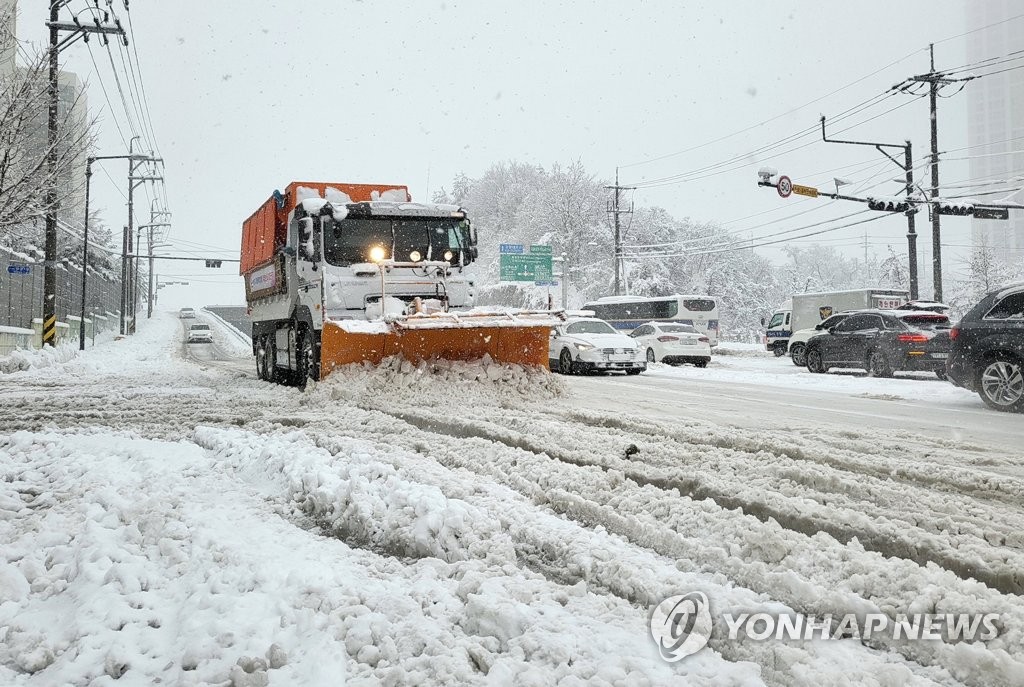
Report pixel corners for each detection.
[500,253,553,281]
[530,244,553,255]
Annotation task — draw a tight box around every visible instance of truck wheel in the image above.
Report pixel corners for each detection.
[790,343,806,367]
[977,355,1024,412]
[772,343,786,357]
[296,328,318,390]
[264,336,278,384]
[806,348,826,374]
[868,350,894,378]
[255,336,267,381]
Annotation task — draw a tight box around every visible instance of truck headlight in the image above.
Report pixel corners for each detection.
[443,250,454,261]
[409,250,422,262]
[369,245,386,263]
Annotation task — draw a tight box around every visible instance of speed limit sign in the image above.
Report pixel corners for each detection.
[777,175,793,198]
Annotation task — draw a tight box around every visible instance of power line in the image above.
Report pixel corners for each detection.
[619,48,925,170]
[630,94,919,190]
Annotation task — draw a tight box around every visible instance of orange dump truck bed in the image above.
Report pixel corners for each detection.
[239,182,410,274]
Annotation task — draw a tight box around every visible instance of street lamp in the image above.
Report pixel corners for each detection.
[80,153,150,350]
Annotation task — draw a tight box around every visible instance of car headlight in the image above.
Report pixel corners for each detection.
[576,343,594,351]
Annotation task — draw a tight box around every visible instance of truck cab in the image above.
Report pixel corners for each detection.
[764,306,792,356]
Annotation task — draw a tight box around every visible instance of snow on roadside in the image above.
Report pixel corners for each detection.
[647,353,978,406]
[200,308,254,359]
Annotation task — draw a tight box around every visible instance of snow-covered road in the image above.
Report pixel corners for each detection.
[2,314,1023,686]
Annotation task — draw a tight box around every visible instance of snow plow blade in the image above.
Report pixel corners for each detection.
[319,310,561,375]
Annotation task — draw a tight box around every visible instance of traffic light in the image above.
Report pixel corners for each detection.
[205,259,222,268]
[867,196,912,213]
[937,201,973,216]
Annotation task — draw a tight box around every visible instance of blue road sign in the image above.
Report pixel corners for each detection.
[499,243,524,254]
[7,263,31,275]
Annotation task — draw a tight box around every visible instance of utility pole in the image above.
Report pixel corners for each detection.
[85,153,147,343]
[139,212,171,318]
[42,3,126,346]
[820,117,921,299]
[605,168,635,296]
[120,137,163,335]
[902,44,961,302]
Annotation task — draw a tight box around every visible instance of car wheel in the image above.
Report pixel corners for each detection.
[868,349,894,378]
[806,348,826,374]
[694,359,709,368]
[790,343,806,367]
[559,348,574,375]
[934,368,948,381]
[626,367,644,375]
[646,348,656,363]
[977,355,1024,412]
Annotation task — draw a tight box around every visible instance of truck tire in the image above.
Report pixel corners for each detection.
[789,342,806,367]
[295,327,319,390]
[977,354,1024,412]
[772,343,786,357]
[264,335,278,384]
[255,335,268,381]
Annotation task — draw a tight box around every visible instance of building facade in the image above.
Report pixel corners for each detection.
[966,0,1024,257]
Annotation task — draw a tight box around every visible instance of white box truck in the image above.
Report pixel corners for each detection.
[763,288,909,357]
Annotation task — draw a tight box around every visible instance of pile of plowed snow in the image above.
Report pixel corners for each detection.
[315,356,566,407]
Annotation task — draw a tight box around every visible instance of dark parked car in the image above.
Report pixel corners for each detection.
[947,283,1024,412]
[805,310,951,378]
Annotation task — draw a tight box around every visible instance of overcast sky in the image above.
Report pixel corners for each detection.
[17,0,1012,307]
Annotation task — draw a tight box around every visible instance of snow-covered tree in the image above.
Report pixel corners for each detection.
[0,7,94,245]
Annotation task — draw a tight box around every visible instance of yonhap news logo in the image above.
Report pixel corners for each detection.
[650,592,1001,663]
[649,592,713,662]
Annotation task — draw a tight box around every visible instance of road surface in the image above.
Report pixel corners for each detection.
[4,313,1021,684]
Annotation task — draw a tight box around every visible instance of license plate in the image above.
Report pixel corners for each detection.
[609,354,631,362]
[680,341,695,346]
[931,352,948,359]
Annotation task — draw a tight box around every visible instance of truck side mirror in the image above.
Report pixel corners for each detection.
[760,316,766,326]
[297,217,318,263]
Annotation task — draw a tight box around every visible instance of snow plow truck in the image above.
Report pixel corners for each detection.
[240,182,556,387]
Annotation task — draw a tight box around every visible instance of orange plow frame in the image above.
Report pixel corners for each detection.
[319,313,558,376]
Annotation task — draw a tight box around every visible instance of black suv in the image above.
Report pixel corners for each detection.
[947,283,1024,412]
[805,310,951,377]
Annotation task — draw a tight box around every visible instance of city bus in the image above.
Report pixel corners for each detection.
[581,295,720,346]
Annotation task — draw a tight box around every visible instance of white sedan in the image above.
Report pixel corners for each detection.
[629,321,711,367]
[187,323,213,344]
[549,318,646,375]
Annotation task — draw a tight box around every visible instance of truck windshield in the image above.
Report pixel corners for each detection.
[324,217,468,266]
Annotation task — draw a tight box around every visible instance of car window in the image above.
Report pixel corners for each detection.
[631,325,652,337]
[566,320,616,335]
[819,314,849,329]
[659,324,699,334]
[900,314,950,329]
[985,292,1024,320]
[190,324,210,331]
[834,314,875,332]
